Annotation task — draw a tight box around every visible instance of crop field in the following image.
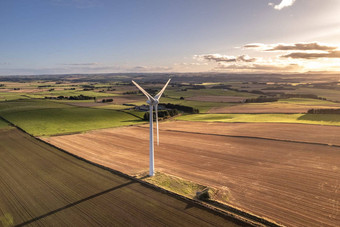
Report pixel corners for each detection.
[291,87,340,102]
[44,122,340,227]
[186,96,246,103]
[0,100,142,136]
[209,98,340,113]
[0,92,30,101]
[176,113,340,126]
[0,127,243,226]
[0,99,70,114]
[2,75,340,226]
[164,88,256,99]
[0,118,9,129]
[159,97,235,113]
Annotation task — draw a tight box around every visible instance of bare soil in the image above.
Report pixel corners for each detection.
[44,122,340,227]
[155,121,340,146]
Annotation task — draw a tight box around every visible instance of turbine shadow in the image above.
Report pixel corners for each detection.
[16,180,134,227]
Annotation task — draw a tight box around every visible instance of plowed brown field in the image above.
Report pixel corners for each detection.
[0,128,243,226]
[154,121,340,146]
[44,122,340,227]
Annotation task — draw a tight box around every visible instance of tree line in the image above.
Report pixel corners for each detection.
[45,94,95,100]
[307,109,340,114]
[143,103,199,121]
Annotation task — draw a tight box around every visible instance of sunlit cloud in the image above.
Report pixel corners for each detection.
[130,66,172,72]
[194,41,340,73]
[269,0,296,10]
[194,52,303,73]
[243,43,265,49]
[217,63,302,72]
[281,50,340,59]
[62,62,100,66]
[244,42,338,52]
[267,42,337,51]
[194,54,257,63]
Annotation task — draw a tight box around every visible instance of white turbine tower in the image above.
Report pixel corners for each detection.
[132,79,171,176]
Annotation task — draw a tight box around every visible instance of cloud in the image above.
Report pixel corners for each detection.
[270,0,296,10]
[62,62,99,66]
[243,43,265,49]
[281,50,340,59]
[218,63,302,71]
[266,42,337,51]
[244,42,338,52]
[51,0,100,8]
[130,66,172,72]
[194,52,302,72]
[195,41,340,73]
[195,54,257,63]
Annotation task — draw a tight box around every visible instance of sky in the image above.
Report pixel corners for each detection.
[1,0,340,75]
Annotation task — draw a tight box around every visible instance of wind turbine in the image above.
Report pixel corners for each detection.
[132,79,171,176]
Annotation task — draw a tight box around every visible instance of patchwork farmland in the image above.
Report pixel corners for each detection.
[0,126,244,226]
[44,122,340,227]
[2,74,340,226]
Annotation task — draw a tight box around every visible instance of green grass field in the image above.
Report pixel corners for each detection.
[277,98,340,105]
[0,118,9,129]
[160,97,236,113]
[176,113,340,126]
[0,92,30,101]
[25,89,117,99]
[0,99,71,114]
[95,104,131,110]
[0,100,143,136]
[164,88,256,99]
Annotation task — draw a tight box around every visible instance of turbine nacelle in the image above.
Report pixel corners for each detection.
[146,99,159,105]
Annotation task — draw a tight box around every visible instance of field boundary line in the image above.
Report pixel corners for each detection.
[0,116,280,227]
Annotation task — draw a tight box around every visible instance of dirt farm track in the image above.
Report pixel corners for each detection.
[44,121,340,227]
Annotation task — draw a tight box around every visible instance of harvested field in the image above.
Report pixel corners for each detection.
[156,121,340,146]
[209,104,313,113]
[45,123,340,227]
[209,102,340,114]
[186,96,245,103]
[0,128,242,226]
[176,113,340,126]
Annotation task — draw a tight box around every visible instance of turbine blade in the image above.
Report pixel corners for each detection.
[155,104,159,146]
[155,79,171,100]
[132,80,154,101]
